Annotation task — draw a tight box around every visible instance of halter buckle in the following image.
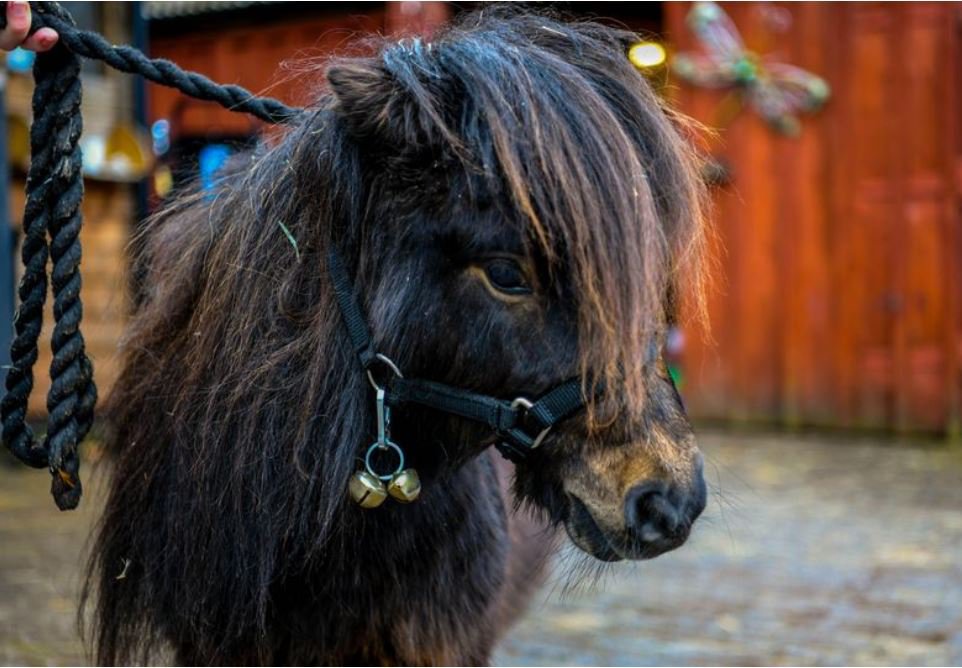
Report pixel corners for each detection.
[508,397,552,450]
[366,353,404,391]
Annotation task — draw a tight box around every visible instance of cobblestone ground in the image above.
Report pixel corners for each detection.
[2,432,961,666]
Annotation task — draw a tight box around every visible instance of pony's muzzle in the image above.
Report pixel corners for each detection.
[622,465,706,558]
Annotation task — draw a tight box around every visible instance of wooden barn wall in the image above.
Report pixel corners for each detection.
[665,2,961,434]
[147,3,451,137]
[148,10,385,137]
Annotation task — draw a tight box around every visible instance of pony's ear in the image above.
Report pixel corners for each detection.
[327,60,446,150]
[327,61,398,141]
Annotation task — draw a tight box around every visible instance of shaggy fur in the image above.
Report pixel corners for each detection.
[84,10,707,665]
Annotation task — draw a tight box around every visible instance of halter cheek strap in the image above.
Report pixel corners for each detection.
[327,249,589,462]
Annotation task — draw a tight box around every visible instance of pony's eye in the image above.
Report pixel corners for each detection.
[483,258,531,295]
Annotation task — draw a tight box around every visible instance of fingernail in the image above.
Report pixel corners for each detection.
[12,1,28,15]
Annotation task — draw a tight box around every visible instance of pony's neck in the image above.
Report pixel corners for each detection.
[275,452,512,664]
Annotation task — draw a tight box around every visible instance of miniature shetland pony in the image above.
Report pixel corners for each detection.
[86,10,708,665]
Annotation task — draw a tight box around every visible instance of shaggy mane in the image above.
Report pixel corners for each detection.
[83,9,707,664]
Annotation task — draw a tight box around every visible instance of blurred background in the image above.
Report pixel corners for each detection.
[1,2,960,665]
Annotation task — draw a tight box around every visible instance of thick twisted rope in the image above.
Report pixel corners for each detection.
[17,3,300,124]
[1,1,300,509]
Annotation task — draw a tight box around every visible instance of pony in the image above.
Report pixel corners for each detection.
[84,9,709,665]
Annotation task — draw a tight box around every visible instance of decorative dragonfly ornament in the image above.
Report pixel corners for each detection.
[672,1,830,137]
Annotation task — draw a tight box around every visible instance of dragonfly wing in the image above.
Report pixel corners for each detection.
[673,52,737,88]
[687,1,748,64]
[746,80,794,121]
[764,62,832,110]
[743,83,799,134]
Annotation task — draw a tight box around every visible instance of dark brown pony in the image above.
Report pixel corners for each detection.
[85,10,709,665]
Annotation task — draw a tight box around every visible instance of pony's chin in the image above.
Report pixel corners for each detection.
[563,495,624,562]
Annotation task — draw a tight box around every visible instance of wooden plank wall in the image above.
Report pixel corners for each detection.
[665,2,961,434]
[148,10,386,137]
[148,3,451,137]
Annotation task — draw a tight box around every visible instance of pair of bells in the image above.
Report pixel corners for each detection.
[349,467,421,508]
[349,439,421,508]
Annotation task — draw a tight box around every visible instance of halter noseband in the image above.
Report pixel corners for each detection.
[327,249,590,463]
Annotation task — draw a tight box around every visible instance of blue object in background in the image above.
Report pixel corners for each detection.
[150,119,170,156]
[199,144,231,194]
[6,47,35,73]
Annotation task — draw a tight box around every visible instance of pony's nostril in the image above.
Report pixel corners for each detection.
[624,481,682,542]
[650,492,682,533]
[625,482,665,531]
[639,522,665,543]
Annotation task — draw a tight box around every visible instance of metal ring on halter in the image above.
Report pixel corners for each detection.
[366,353,403,391]
[510,397,534,412]
[365,440,405,481]
[510,397,553,449]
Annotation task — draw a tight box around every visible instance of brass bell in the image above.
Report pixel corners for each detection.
[349,470,387,509]
[387,468,421,503]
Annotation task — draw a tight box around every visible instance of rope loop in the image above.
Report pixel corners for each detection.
[0,1,300,509]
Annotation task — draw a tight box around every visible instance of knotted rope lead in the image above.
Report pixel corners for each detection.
[1,1,300,509]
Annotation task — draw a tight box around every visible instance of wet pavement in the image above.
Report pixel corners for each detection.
[2,431,961,666]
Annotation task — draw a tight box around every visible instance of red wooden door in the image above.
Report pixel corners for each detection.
[665,2,961,434]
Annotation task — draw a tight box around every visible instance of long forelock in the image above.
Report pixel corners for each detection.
[386,13,708,423]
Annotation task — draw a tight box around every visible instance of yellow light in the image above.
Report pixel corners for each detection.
[628,41,667,69]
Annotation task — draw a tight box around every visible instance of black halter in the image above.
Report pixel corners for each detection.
[327,249,590,462]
